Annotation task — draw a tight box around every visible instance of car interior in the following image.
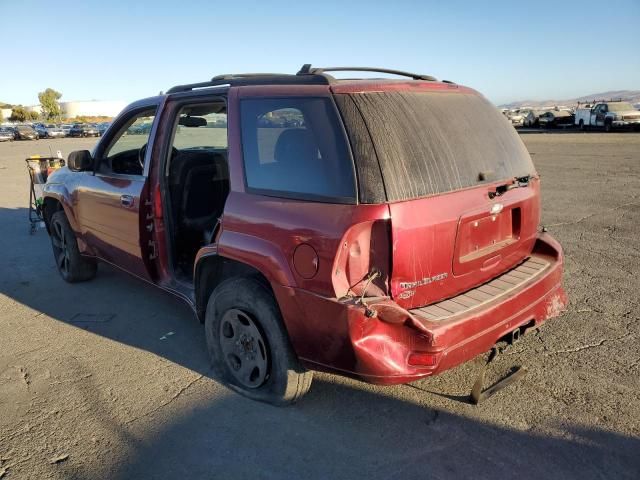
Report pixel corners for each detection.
[164,102,230,280]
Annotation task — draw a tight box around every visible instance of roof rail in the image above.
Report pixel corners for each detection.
[211,73,286,81]
[166,80,229,94]
[297,64,438,82]
[166,65,439,94]
[166,72,330,94]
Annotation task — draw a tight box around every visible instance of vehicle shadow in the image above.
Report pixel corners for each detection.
[75,377,640,480]
[1,206,212,375]
[2,206,639,479]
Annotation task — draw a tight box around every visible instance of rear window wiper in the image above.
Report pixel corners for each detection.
[488,175,531,199]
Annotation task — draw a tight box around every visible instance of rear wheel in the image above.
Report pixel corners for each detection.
[49,211,97,282]
[579,119,585,131]
[604,121,613,133]
[205,277,312,405]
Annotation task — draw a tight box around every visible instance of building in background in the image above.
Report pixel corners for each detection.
[2,100,126,122]
[59,100,126,118]
[25,105,43,115]
[11,100,127,120]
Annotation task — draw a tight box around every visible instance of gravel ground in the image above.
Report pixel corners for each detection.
[0,134,638,479]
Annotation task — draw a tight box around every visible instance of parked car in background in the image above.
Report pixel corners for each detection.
[539,110,574,128]
[42,65,567,405]
[508,109,526,127]
[96,122,110,136]
[14,125,38,140]
[34,124,48,138]
[575,100,640,132]
[127,122,153,135]
[522,110,544,128]
[0,127,14,142]
[68,123,100,137]
[61,124,73,136]
[45,125,66,138]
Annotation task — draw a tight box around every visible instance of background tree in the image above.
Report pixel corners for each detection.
[28,111,39,121]
[0,109,3,123]
[9,106,28,122]
[38,88,62,120]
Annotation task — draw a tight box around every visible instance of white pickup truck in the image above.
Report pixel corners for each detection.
[575,101,640,132]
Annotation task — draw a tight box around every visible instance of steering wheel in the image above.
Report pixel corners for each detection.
[138,144,179,172]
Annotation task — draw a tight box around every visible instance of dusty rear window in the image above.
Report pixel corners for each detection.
[335,91,535,202]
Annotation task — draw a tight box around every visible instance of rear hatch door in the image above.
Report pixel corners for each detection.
[387,180,539,309]
[334,88,539,309]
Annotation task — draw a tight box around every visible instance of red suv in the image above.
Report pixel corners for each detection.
[42,65,567,405]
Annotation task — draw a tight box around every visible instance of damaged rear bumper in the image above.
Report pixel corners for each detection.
[275,233,567,385]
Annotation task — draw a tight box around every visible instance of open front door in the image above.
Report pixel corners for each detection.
[75,104,159,281]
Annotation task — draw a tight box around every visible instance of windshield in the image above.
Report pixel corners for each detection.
[336,91,535,202]
[608,102,635,112]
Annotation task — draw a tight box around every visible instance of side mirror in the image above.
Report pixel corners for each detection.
[68,150,93,172]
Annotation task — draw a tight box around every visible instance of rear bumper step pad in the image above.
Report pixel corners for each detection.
[411,256,550,322]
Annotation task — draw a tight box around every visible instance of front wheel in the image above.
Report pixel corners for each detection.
[604,121,613,133]
[49,211,97,282]
[205,277,312,406]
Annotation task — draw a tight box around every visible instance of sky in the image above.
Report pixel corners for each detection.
[1,0,639,106]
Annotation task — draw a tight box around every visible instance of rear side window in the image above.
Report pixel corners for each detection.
[240,97,356,203]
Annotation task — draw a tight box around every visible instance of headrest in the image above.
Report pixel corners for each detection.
[274,129,318,166]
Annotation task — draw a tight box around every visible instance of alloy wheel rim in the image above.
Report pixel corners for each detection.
[219,309,269,389]
[51,220,70,276]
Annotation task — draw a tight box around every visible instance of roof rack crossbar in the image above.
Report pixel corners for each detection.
[297,64,437,82]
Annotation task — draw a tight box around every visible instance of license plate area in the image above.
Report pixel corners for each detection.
[453,207,521,275]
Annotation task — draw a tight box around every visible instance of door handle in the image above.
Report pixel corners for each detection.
[120,195,134,208]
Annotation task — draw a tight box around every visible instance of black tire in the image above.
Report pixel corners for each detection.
[49,211,97,282]
[205,276,312,406]
[579,119,585,131]
[604,121,612,133]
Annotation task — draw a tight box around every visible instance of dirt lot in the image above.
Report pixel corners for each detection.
[0,134,638,479]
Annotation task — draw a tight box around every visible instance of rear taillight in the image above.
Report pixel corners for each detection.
[332,219,390,298]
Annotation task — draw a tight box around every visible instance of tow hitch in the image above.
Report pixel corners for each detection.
[469,325,531,404]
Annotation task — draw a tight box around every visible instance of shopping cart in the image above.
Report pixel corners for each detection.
[25,155,65,234]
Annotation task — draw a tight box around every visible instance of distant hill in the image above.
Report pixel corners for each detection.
[500,90,640,109]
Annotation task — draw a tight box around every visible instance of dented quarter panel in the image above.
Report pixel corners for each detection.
[278,233,567,383]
